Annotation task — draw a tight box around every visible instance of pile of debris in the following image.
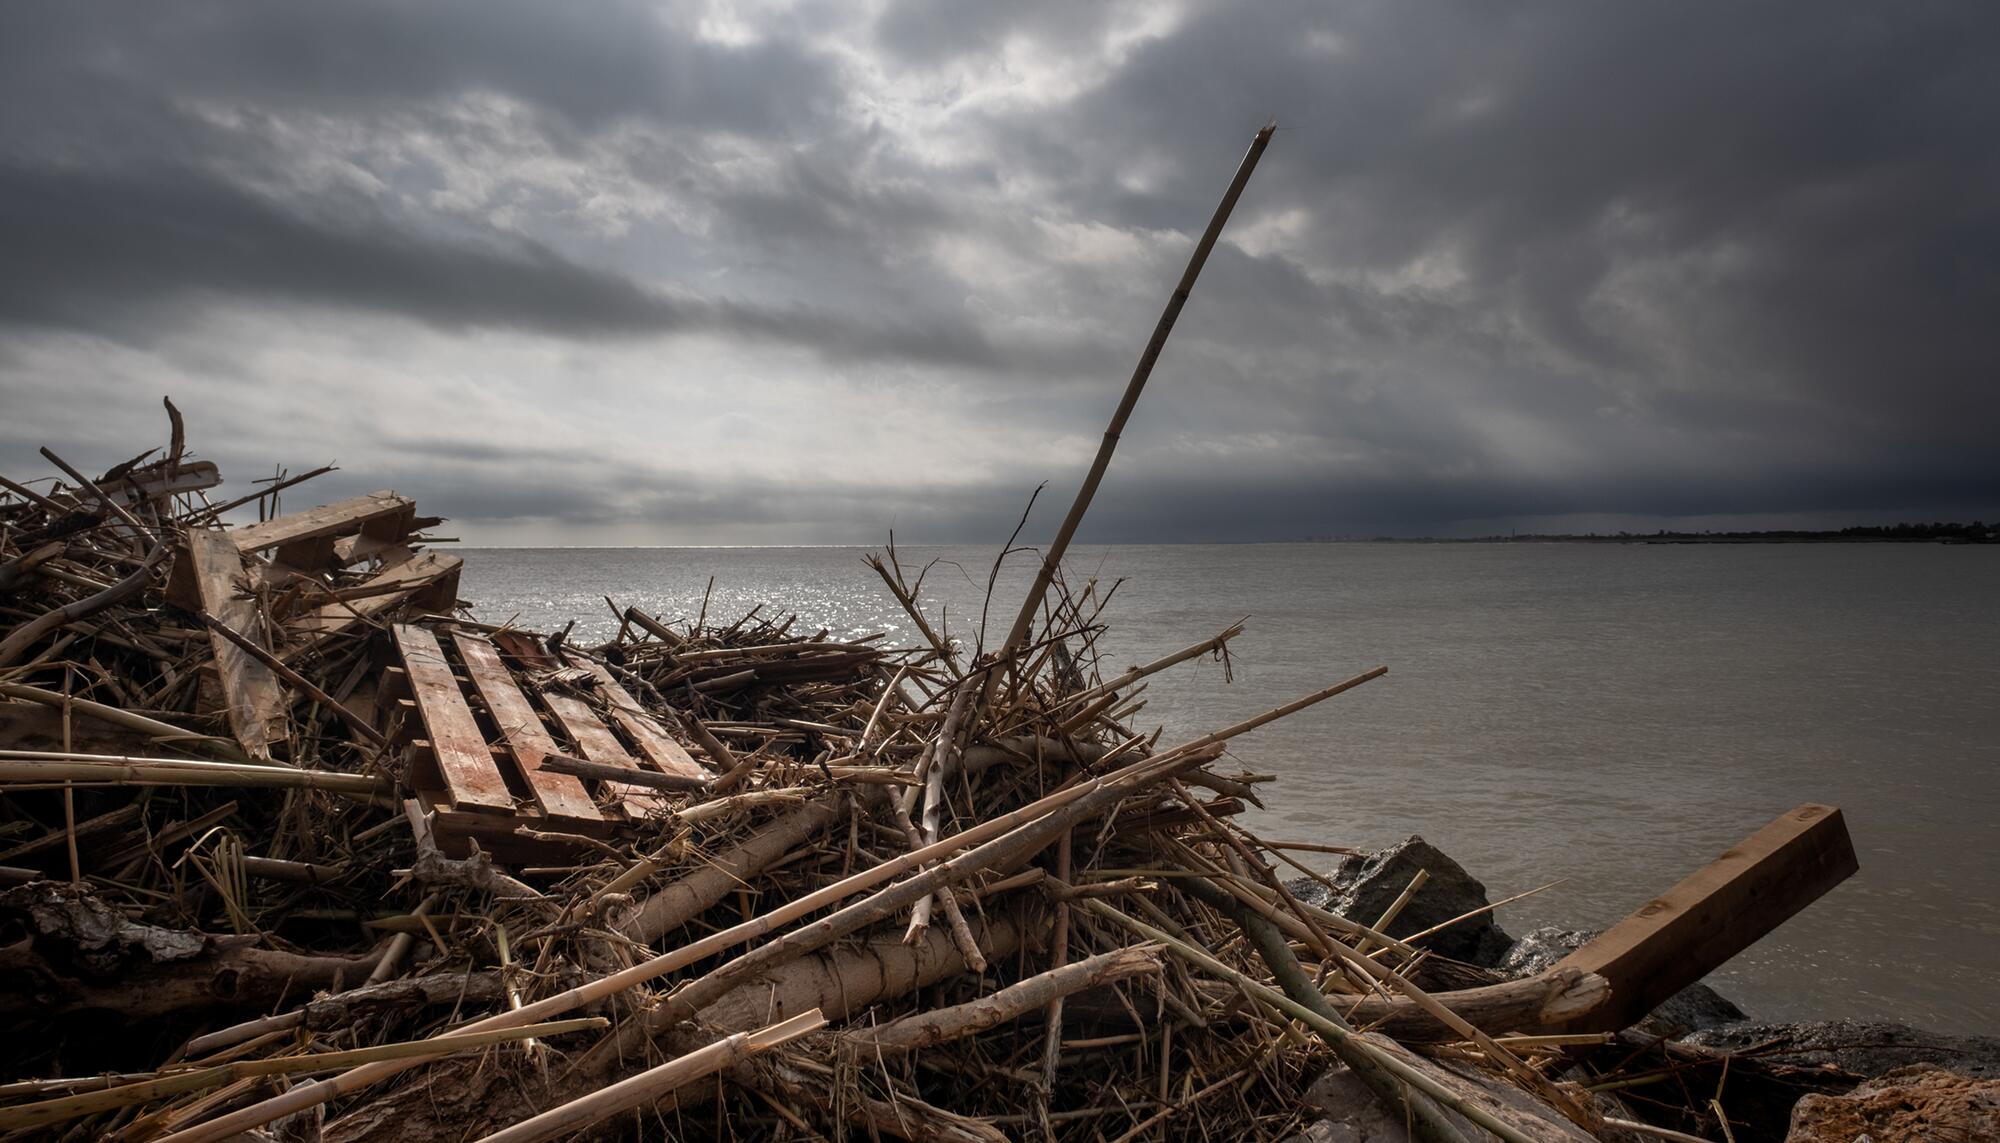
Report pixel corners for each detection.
[0,409,1867,1142]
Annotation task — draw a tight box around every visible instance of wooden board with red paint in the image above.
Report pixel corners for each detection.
[455,632,601,824]
[540,691,671,818]
[391,623,514,813]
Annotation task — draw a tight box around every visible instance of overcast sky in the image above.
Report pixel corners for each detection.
[2,3,1995,543]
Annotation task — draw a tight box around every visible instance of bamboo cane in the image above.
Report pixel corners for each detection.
[469,1010,824,1143]
[997,124,1275,663]
[0,753,389,795]
[0,1019,606,1130]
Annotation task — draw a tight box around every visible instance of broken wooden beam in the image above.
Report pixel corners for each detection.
[230,490,416,570]
[1548,803,1858,1033]
[171,528,288,758]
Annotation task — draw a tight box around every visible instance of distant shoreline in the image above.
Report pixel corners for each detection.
[1339,534,1996,545]
[447,522,1999,549]
[1302,522,1998,545]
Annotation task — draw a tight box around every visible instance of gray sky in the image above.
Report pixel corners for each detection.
[2,2,1995,543]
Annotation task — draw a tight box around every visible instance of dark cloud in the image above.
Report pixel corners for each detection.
[983,2,2000,446]
[0,1,1993,541]
[0,162,687,337]
[0,2,839,139]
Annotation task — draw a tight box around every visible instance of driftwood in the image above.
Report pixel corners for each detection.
[0,138,1860,1143]
[845,943,1163,1054]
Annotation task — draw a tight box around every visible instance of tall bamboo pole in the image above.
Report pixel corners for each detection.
[997,123,1276,662]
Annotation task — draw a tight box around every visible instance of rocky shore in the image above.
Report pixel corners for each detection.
[1294,835,2000,1141]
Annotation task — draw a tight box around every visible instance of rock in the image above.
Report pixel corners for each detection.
[1290,1047,1600,1142]
[1287,1065,1412,1141]
[1686,1020,2000,1082]
[1784,1064,2000,1141]
[1500,925,1747,1034]
[1300,836,1513,966]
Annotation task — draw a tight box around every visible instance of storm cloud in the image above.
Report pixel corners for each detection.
[1,1,1993,542]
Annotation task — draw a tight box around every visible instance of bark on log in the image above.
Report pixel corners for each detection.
[844,943,1160,1054]
[696,908,1033,1033]
[617,796,843,945]
[0,936,384,1021]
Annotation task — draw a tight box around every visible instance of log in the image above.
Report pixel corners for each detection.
[845,943,1160,1054]
[0,682,245,759]
[0,933,384,1021]
[616,797,842,944]
[1342,969,1611,1042]
[997,125,1274,660]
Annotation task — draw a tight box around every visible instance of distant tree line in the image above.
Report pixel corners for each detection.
[1296,521,1998,543]
[1458,520,1997,544]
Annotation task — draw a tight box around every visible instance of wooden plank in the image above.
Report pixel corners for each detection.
[182,528,288,758]
[1549,803,1857,1033]
[566,656,711,783]
[454,632,601,823]
[540,692,670,817]
[391,624,514,813]
[282,551,462,657]
[230,490,415,556]
[106,460,222,503]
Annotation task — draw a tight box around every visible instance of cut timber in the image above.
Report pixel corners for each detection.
[231,490,416,570]
[175,529,287,758]
[391,625,513,814]
[539,693,669,817]
[1549,803,1858,1033]
[284,551,462,657]
[565,656,709,784]
[452,633,599,824]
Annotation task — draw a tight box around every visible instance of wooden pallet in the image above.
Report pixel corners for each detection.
[382,622,712,860]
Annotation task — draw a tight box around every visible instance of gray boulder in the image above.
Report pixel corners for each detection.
[1686,1020,2000,1081]
[1300,836,1513,966]
[1500,925,1748,1035]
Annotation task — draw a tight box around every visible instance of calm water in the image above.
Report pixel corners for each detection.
[459,543,2000,1033]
